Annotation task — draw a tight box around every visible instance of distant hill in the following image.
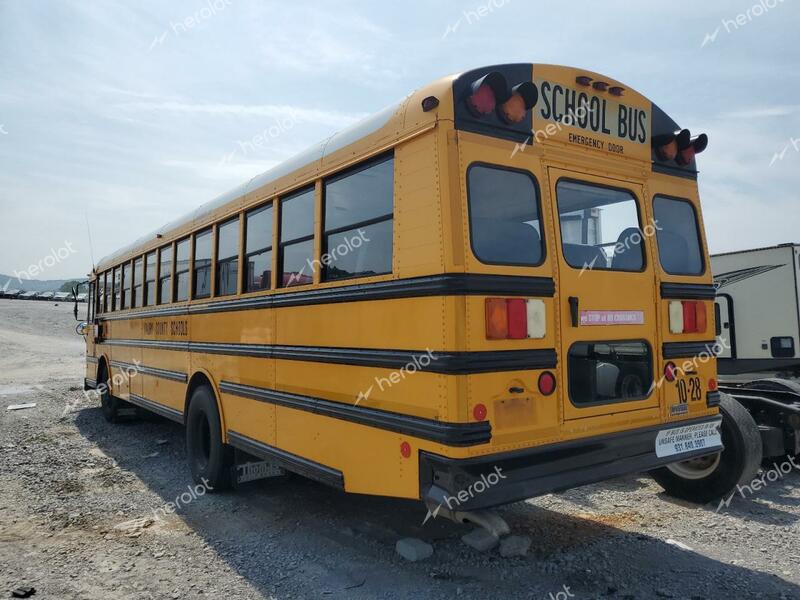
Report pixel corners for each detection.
[0,273,88,293]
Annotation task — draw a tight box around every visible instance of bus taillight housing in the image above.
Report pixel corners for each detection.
[485,298,546,340]
[669,300,708,334]
[465,72,509,117]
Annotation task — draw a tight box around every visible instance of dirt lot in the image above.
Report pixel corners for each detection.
[1,299,799,600]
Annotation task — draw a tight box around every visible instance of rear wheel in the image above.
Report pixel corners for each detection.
[186,385,233,492]
[97,364,127,423]
[650,393,762,504]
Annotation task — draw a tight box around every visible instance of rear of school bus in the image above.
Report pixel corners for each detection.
[415,63,723,511]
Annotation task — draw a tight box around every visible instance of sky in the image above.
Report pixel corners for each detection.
[0,0,798,280]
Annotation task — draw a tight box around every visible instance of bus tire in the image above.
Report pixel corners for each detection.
[98,364,125,423]
[649,393,762,504]
[185,385,233,492]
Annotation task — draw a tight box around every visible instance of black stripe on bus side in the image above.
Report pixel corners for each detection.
[219,381,492,447]
[102,340,557,374]
[227,431,344,489]
[110,360,188,383]
[128,393,184,424]
[660,282,717,300]
[97,273,556,322]
[662,341,718,359]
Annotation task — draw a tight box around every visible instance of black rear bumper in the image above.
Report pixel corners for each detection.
[419,415,723,511]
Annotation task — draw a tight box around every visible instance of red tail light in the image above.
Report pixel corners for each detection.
[465,72,509,117]
[538,371,556,395]
[669,300,708,334]
[506,299,527,339]
[664,362,678,382]
[485,298,547,340]
[473,403,488,421]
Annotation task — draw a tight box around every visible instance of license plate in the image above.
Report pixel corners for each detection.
[655,419,722,458]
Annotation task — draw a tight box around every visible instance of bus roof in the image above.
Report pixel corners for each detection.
[96,63,693,271]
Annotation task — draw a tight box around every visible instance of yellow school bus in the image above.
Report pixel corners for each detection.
[82,63,762,512]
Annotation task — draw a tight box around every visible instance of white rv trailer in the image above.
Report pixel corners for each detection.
[712,243,800,375]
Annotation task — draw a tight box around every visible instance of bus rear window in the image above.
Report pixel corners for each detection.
[568,341,652,405]
[467,164,543,266]
[652,196,704,275]
[556,180,644,272]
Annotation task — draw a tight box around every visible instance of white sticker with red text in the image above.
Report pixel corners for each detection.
[579,310,644,326]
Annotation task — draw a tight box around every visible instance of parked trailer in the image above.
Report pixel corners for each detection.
[709,244,800,462]
[712,243,800,375]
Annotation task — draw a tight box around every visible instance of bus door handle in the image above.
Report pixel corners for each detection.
[568,296,580,327]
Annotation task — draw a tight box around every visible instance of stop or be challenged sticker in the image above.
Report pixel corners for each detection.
[655,419,723,458]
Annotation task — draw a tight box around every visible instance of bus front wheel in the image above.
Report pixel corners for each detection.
[186,385,233,492]
[649,393,762,504]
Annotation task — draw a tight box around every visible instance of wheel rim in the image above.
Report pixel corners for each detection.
[666,452,721,479]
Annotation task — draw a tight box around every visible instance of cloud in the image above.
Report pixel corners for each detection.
[719,105,800,119]
[115,100,368,129]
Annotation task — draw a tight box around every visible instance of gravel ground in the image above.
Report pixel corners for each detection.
[1,299,799,600]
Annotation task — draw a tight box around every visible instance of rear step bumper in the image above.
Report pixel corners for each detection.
[419,415,724,511]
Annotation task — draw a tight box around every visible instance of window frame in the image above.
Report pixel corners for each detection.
[321,152,394,282]
[244,202,274,293]
[132,256,144,308]
[100,271,107,314]
[144,250,157,307]
[651,194,707,276]
[192,228,213,300]
[157,243,173,305]
[174,237,190,302]
[566,338,654,408]
[466,162,547,268]
[278,186,316,288]
[111,267,119,312]
[555,177,647,273]
[215,215,240,297]
[121,262,130,310]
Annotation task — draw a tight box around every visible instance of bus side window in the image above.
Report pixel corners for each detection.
[652,196,704,275]
[193,229,213,299]
[245,204,273,292]
[467,164,544,266]
[216,217,240,296]
[175,238,190,302]
[144,251,157,306]
[122,262,130,309]
[158,244,173,305]
[279,188,315,287]
[323,154,394,281]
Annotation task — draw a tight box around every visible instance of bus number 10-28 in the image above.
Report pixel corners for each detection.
[677,376,702,404]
